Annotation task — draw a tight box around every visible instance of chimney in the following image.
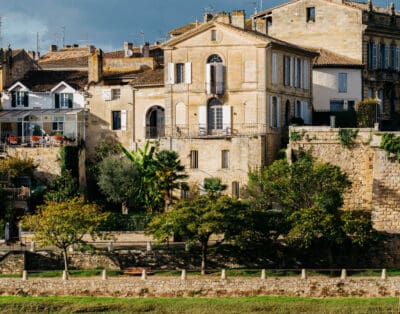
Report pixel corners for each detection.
[254,18,267,35]
[27,50,36,60]
[124,41,133,57]
[73,44,79,48]
[88,45,96,53]
[203,13,213,23]
[141,42,150,57]
[0,48,12,91]
[88,48,103,83]
[368,0,373,11]
[231,10,245,29]
[50,44,58,52]
[216,12,231,24]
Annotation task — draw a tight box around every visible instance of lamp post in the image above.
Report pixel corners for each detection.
[374,91,381,130]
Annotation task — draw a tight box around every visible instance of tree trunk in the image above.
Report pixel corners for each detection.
[201,241,208,275]
[62,247,69,274]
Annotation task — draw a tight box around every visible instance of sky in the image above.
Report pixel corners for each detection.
[0,0,395,54]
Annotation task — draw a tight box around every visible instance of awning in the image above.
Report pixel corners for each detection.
[0,109,84,122]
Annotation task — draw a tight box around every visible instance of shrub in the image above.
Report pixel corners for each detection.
[338,129,358,148]
[357,99,379,128]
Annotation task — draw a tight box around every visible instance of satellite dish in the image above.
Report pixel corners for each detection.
[126,49,133,57]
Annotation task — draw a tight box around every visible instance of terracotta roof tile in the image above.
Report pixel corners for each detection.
[310,48,363,67]
[16,70,88,92]
[168,22,201,36]
[39,47,92,69]
[129,68,164,87]
[104,45,162,59]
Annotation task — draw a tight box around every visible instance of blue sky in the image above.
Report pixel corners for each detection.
[0,0,395,53]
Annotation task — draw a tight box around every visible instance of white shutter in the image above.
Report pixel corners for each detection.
[206,64,212,94]
[198,105,207,134]
[222,105,231,134]
[300,59,304,88]
[269,96,274,127]
[294,58,298,88]
[216,63,224,94]
[303,59,310,90]
[271,53,277,84]
[290,57,294,86]
[301,101,311,125]
[121,110,127,131]
[167,63,175,84]
[184,62,192,84]
[277,97,281,128]
[102,89,112,101]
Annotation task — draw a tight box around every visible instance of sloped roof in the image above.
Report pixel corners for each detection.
[169,22,201,36]
[39,47,92,69]
[129,68,164,87]
[104,45,162,59]
[16,70,88,92]
[310,48,363,67]
[11,49,24,58]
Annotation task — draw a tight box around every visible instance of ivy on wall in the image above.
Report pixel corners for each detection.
[380,133,400,162]
[338,129,358,149]
[60,145,80,179]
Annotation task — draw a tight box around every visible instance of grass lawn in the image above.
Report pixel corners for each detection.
[0,296,398,313]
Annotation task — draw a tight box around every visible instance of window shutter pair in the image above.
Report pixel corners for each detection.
[206,63,223,94]
[198,104,231,133]
[167,62,191,84]
[67,94,73,109]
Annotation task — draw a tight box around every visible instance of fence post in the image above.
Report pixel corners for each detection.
[62,270,68,281]
[30,241,35,252]
[141,269,147,280]
[261,269,266,280]
[301,269,307,280]
[340,269,347,280]
[181,269,187,281]
[102,269,107,280]
[22,270,28,281]
[146,241,152,252]
[108,241,113,252]
[381,268,387,280]
[221,269,226,280]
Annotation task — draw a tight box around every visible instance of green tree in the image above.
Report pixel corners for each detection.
[202,177,227,199]
[0,156,37,183]
[97,155,140,213]
[22,198,109,274]
[154,150,187,210]
[147,195,246,275]
[45,170,79,202]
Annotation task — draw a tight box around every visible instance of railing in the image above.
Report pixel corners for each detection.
[4,135,78,147]
[145,126,165,139]
[166,123,275,138]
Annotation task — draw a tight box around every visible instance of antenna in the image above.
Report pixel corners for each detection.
[260,0,263,11]
[140,30,145,45]
[0,17,3,49]
[36,32,40,57]
[62,26,65,47]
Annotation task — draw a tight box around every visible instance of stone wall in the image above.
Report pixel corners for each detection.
[0,252,25,274]
[0,276,399,298]
[288,126,400,233]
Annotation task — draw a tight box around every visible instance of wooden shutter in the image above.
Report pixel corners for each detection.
[121,110,127,131]
[23,92,29,107]
[271,53,277,84]
[222,105,231,134]
[269,96,274,127]
[55,93,60,108]
[198,105,207,134]
[372,44,377,70]
[290,57,294,86]
[277,97,281,128]
[11,92,16,107]
[184,62,192,84]
[167,63,175,84]
[303,59,310,90]
[216,63,224,95]
[68,94,73,108]
[206,64,212,94]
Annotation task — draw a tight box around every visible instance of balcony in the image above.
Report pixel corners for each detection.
[167,123,273,138]
[145,126,165,139]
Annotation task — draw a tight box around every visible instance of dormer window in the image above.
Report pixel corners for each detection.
[211,30,217,41]
[206,54,224,95]
[11,91,29,107]
[306,7,315,22]
[55,93,73,109]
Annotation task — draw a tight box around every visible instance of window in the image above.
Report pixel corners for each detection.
[338,73,347,93]
[55,93,73,108]
[303,59,310,90]
[211,30,217,41]
[270,96,280,128]
[180,183,190,200]
[221,150,229,169]
[190,150,198,169]
[267,16,272,28]
[176,63,185,83]
[208,98,223,131]
[52,116,64,133]
[368,88,374,98]
[11,91,28,107]
[390,45,397,70]
[146,106,165,138]
[380,44,388,70]
[112,89,120,100]
[348,100,355,111]
[232,181,240,198]
[271,53,278,84]
[112,111,121,130]
[306,7,315,22]
[295,100,302,118]
[283,55,291,86]
[206,54,223,95]
[295,58,302,88]
[330,100,344,112]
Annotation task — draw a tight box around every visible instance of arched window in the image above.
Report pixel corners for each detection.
[206,54,224,95]
[146,106,165,139]
[208,98,223,132]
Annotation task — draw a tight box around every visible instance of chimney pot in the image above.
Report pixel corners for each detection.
[50,45,58,52]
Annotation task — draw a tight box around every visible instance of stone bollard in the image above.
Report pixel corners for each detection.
[108,241,113,252]
[68,245,74,252]
[221,269,227,280]
[141,269,147,280]
[146,241,152,252]
[340,269,347,280]
[301,269,307,280]
[102,269,107,280]
[381,268,387,280]
[181,269,187,280]
[261,269,266,280]
[22,270,28,281]
[30,241,35,252]
[62,270,68,281]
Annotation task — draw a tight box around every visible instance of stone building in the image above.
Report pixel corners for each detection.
[159,11,317,196]
[253,0,400,128]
